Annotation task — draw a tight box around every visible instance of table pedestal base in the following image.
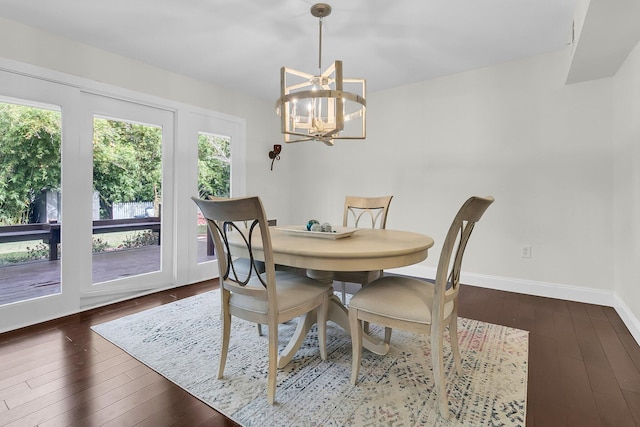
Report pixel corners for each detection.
[277,287,390,369]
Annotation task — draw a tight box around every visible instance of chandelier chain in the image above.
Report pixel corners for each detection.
[318,17,323,72]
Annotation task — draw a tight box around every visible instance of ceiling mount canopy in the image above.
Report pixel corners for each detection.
[275,3,366,146]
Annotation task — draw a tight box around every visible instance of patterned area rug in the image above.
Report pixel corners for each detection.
[92,290,528,426]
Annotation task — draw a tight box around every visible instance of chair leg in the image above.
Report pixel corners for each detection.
[384,326,393,344]
[317,296,328,360]
[349,309,363,385]
[218,304,232,380]
[363,321,370,334]
[257,323,263,336]
[449,312,463,375]
[341,281,347,305]
[431,328,449,419]
[267,319,279,405]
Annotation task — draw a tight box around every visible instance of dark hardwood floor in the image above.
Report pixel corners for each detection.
[1,281,639,426]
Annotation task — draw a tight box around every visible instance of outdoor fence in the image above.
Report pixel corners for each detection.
[112,202,155,219]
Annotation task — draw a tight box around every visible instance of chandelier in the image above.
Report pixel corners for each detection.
[275,3,366,146]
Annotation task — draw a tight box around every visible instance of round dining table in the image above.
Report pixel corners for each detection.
[228,225,435,367]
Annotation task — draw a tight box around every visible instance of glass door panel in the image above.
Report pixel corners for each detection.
[0,98,62,306]
[181,110,244,285]
[197,132,230,263]
[91,117,163,284]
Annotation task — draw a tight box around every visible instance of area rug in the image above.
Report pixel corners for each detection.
[92,290,528,426]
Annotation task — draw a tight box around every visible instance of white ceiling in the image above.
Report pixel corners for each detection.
[0,0,576,101]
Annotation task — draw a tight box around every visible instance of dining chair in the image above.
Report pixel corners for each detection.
[348,195,494,418]
[192,195,332,405]
[334,195,393,304]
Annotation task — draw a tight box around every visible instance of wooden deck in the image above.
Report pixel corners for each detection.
[0,258,61,305]
[0,239,214,306]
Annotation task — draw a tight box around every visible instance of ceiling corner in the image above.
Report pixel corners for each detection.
[566,0,640,84]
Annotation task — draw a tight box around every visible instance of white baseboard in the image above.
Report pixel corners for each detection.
[613,294,640,347]
[387,265,640,346]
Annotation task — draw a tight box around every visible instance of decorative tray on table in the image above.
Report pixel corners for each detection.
[277,226,357,240]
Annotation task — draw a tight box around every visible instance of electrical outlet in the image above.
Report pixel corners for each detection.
[521,245,531,258]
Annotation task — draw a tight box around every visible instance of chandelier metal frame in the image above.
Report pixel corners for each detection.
[275,3,366,146]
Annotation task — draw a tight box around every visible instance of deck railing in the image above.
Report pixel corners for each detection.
[0,217,161,261]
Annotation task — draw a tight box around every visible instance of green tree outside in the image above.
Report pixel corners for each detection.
[0,103,61,225]
[93,118,162,219]
[1,102,231,225]
[198,133,230,199]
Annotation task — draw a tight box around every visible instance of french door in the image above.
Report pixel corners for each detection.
[81,93,175,301]
[0,62,245,333]
[0,71,78,330]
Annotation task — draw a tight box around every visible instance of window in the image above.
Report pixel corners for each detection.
[0,99,62,305]
[0,61,245,333]
[197,132,231,263]
[91,117,164,283]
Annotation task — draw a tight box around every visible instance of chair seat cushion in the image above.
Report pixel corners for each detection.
[230,271,331,315]
[348,276,453,325]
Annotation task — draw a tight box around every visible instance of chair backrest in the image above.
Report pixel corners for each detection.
[343,195,393,229]
[191,196,277,306]
[433,196,494,320]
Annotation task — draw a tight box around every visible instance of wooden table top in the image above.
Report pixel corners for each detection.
[229,226,434,272]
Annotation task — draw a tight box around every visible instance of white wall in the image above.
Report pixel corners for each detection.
[284,49,616,304]
[612,40,640,341]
